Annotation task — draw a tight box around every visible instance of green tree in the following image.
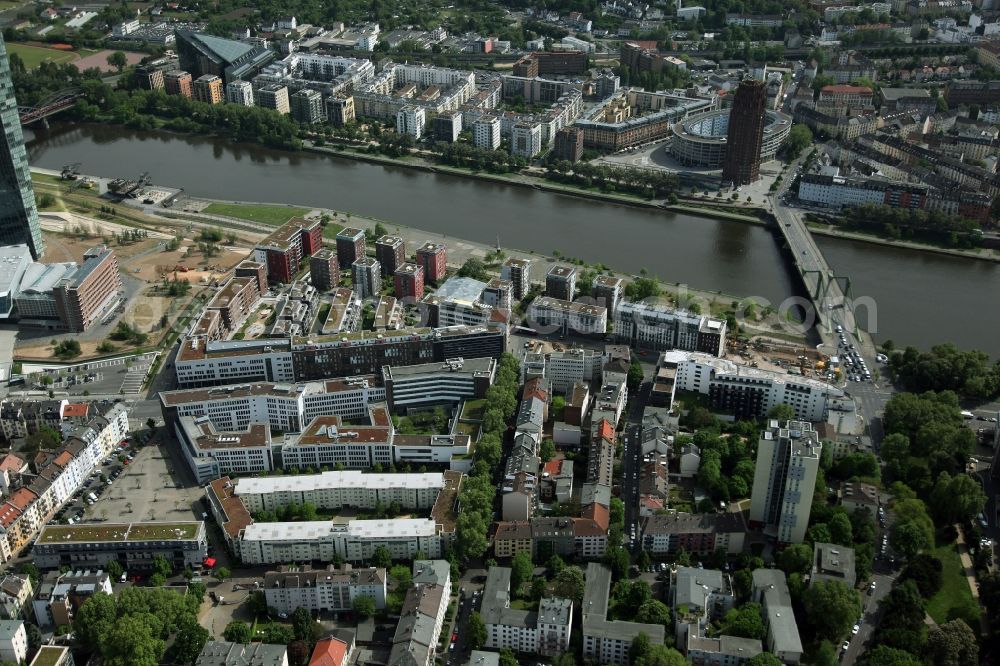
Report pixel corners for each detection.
[720,603,765,640]
[747,654,784,666]
[782,124,813,159]
[107,51,128,72]
[101,614,165,666]
[260,623,294,644]
[214,566,231,582]
[829,512,854,546]
[898,554,943,598]
[553,566,585,604]
[291,607,316,642]
[152,555,172,578]
[454,511,489,561]
[860,646,924,666]
[635,599,671,627]
[511,552,533,592]
[389,565,412,591]
[803,580,862,642]
[539,438,556,462]
[106,560,124,581]
[172,616,209,665]
[352,595,376,619]
[925,619,978,666]
[630,632,651,663]
[766,403,795,421]
[467,611,487,649]
[778,543,813,576]
[634,645,687,666]
[499,649,519,666]
[604,546,630,581]
[223,621,252,643]
[371,545,392,568]
[811,640,839,666]
[929,472,986,525]
[457,257,489,280]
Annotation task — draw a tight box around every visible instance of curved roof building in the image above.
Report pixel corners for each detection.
[670,107,792,169]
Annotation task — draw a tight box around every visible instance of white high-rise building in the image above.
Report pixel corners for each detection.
[512,122,542,158]
[749,420,822,545]
[396,105,425,139]
[226,80,255,106]
[473,116,501,150]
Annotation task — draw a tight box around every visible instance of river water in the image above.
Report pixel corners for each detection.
[24,123,1000,356]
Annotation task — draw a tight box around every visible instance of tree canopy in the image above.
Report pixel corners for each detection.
[888,343,1000,400]
[802,580,862,643]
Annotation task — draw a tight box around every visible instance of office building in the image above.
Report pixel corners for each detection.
[545,265,577,301]
[811,542,856,589]
[375,235,406,277]
[193,74,223,104]
[195,641,288,666]
[225,79,254,106]
[32,522,208,571]
[263,564,386,614]
[164,70,193,98]
[723,79,768,185]
[750,420,823,545]
[290,89,324,124]
[592,275,623,313]
[309,248,340,291]
[553,126,584,162]
[352,258,382,299]
[0,37,43,259]
[257,84,290,114]
[751,570,803,664]
[434,110,463,142]
[396,105,426,139]
[326,95,355,126]
[382,357,495,412]
[615,301,726,356]
[424,277,494,327]
[416,242,447,285]
[583,563,664,666]
[0,245,31,318]
[522,348,601,393]
[501,258,531,300]
[253,218,322,285]
[473,116,501,150]
[527,297,607,336]
[394,262,424,301]
[175,416,273,483]
[481,567,573,656]
[335,228,366,269]
[175,30,277,84]
[511,122,543,158]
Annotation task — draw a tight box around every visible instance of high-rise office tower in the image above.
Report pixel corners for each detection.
[749,420,822,545]
[0,35,44,259]
[722,79,767,186]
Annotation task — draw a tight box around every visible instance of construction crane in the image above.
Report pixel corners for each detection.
[60,163,81,180]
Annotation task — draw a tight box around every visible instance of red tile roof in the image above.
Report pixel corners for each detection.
[8,488,37,511]
[0,454,24,473]
[62,403,90,418]
[543,459,563,476]
[310,638,349,666]
[0,503,21,528]
[596,419,615,441]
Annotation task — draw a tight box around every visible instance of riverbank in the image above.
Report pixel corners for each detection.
[807,223,1000,264]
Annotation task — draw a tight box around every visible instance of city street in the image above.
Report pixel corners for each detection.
[841,572,894,666]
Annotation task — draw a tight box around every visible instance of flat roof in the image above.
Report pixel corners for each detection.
[37,521,202,544]
[242,518,436,542]
[237,471,443,495]
[530,296,606,317]
[384,356,494,379]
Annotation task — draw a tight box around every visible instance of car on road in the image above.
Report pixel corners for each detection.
[869,581,876,593]
[842,641,851,651]
[852,624,860,635]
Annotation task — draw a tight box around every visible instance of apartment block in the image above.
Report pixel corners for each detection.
[511,122,543,158]
[501,258,531,300]
[481,566,573,656]
[48,246,122,333]
[164,70,193,97]
[396,105,426,139]
[352,258,382,299]
[375,235,406,277]
[310,248,340,291]
[615,301,726,356]
[32,522,207,571]
[263,564,386,614]
[482,278,512,313]
[134,65,165,90]
[193,74,223,104]
[750,420,823,545]
[226,79,255,106]
[553,126,584,162]
[326,95,355,126]
[527,297,607,336]
[335,228,366,269]
[32,570,112,627]
[416,242,447,284]
[434,110,463,142]
[394,262,424,301]
[545,265,577,301]
[388,560,452,666]
[0,620,26,664]
[583,563,664,666]
[290,89,323,124]
[752,570,803,664]
[522,348,601,393]
[642,512,746,556]
[256,84,290,114]
[253,217,322,285]
[235,471,445,513]
[234,259,267,293]
[592,275,623,313]
[473,116,501,150]
[0,575,32,620]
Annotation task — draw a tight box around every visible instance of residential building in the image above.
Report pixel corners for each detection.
[252,217,322,285]
[290,89,324,124]
[383,357,494,412]
[164,70,193,98]
[881,86,936,113]
[195,641,289,666]
[29,647,73,666]
[391,262,424,302]
[583,563,665,666]
[642,512,747,556]
[817,84,874,112]
[839,481,879,517]
[327,95,356,126]
[511,122,543,158]
[527,297,607,336]
[335,228,366,269]
[257,84,290,114]
[352,258,382,299]
[670,568,736,647]
[226,79,255,106]
[372,295,401,331]
[375,236,406,277]
[134,65,165,90]
[723,79,768,185]
[416,242,447,285]
[811,542,856,588]
[238,518,445,565]
[501,472,536,521]
[387,560,452,666]
[749,420,823,545]
[193,74,223,104]
[501,258,531,300]
[310,636,353,666]
[655,351,843,421]
[434,110,463,142]
[553,126,584,162]
[234,259,267,293]
[592,275,623,313]
[31,570,112,627]
[0,620,26,664]
[473,116,501,150]
[310,248,340,291]
[263,564,387,613]
[481,566,573,656]
[396,105,426,139]
[32,522,208,571]
[615,302,726,356]
[752,570,803,664]
[0,575,32,619]
[482,278,512,313]
[545,266,577,301]
[236,471,447,514]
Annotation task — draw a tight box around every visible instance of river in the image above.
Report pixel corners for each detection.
[24,123,1000,356]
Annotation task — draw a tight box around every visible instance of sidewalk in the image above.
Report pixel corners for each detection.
[955,524,990,636]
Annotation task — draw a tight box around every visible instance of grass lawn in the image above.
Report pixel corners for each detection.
[203,202,310,226]
[5,43,78,69]
[461,398,487,421]
[926,537,981,628]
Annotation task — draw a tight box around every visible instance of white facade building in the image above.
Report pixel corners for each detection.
[0,620,26,665]
[263,565,387,613]
[226,80,255,106]
[481,567,573,657]
[235,471,444,513]
[527,297,607,336]
[175,417,274,484]
[511,122,543,158]
[473,116,501,150]
[396,105,426,139]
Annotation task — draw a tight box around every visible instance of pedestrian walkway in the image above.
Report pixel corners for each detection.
[955,525,990,636]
